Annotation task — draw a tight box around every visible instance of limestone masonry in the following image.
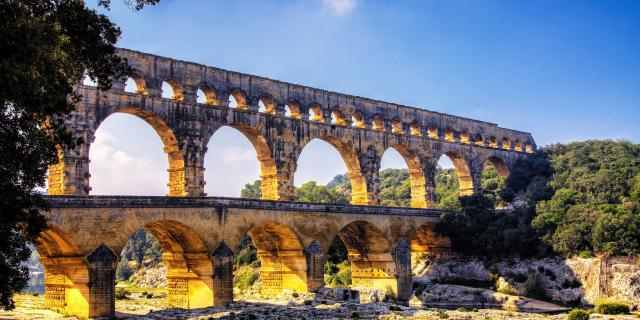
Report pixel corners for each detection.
[41,48,535,318]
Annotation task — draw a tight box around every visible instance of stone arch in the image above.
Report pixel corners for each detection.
[228,88,248,110]
[351,110,366,128]
[410,222,452,263]
[35,225,90,318]
[91,107,186,196]
[410,121,422,136]
[485,156,510,177]
[337,220,395,292]
[285,100,302,119]
[460,130,470,144]
[197,84,217,105]
[440,151,474,195]
[488,136,498,148]
[308,103,324,122]
[297,137,368,205]
[502,137,511,150]
[246,221,307,295]
[331,107,347,125]
[207,123,279,200]
[162,78,184,101]
[391,118,404,134]
[525,141,534,153]
[384,145,429,208]
[124,71,147,94]
[123,219,212,309]
[444,126,455,142]
[474,133,484,146]
[514,139,523,152]
[258,93,276,115]
[372,114,385,131]
[427,124,439,139]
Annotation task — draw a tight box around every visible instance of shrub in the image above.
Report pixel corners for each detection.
[566,309,590,320]
[437,310,449,319]
[496,278,519,296]
[455,307,467,312]
[595,298,630,315]
[234,268,259,291]
[115,288,130,300]
[471,307,478,312]
[525,273,546,299]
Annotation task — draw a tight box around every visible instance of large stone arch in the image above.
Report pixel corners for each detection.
[123,219,213,309]
[90,107,185,196]
[297,136,369,205]
[484,155,510,178]
[384,144,429,208]
[439,151,474,196]
[246,221,307,295]
[205,123,279,200]
[35,225,90,318]
[337,220,396,293]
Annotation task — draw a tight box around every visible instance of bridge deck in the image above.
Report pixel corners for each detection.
[45,195,445,218]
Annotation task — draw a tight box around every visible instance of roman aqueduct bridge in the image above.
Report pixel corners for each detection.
[40,48,536,318]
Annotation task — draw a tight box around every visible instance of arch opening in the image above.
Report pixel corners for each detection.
[331,108,346,126]
[116,220,211,310]
[308,104,324,122]
[427,124,439,139]
[444,127,455,142]
[489,136,498,148]
[204,125,278,200]
[502,137,511,150]
[460,131,470,144]
[410,223,452,274]
[161,80,183,101]
[124,75,146,94]
[372,115,385,131]
[474,133,484,146]
[525,142,534,153]
[379,146,429,208]
[324,236,350,288]
[228,91,247,110]
[482,157,509,207]
[197,86,216,105]
[391,119,404,134]
[82,74,98,87]
[258,95,276,115]
[351,111,365,129]
[88,111,184,196]
[438,152,473,197]
[410,121,422,136]
[514,140,523,152]
[285,101,301,119]
[245,221,307,295]
[295,138,368,205]
[338,221,395,293]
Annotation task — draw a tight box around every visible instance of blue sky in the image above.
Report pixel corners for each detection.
[84,0,640,196]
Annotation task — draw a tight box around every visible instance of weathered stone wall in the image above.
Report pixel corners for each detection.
[48,48,534,208]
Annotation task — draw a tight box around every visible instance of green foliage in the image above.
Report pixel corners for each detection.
[120,229,163,268]
[566,309,590,320]
[533,141,640,257]
[234,235,259,267]
[234,268,259,291]
[324,261,352,287]
[294,181,349,204]
[115,288,131,300]
[594,298,630,315]
[524,273,546,299]
[0,0,158,309]
[116,258,133,281]
[240,180,262,199]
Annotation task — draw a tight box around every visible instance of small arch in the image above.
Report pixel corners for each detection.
[285,100,301,119]
[308,103,324,122]
[36,225,81,257]
[229,90,248,110]
[514,140,523,152]
[474,133,484,146]
[391,118,404,134]
[331,108,347,125]
[460,131,470,144]
[525,142,534,153]
[196,85,216,105]
[411,223,451,254]
[161,79,184,101]
[351,111,366,129]
[372,115,385,131]
[338,221,391,257]
[258,94,276,115]
[383,145,429,208]
[410,121,422,136]
[427,124,439,139]
[82,74,98,87]
[488,136,498,148]
[124,74,147,94]
[444,127,455,142]
[502,137,511,150]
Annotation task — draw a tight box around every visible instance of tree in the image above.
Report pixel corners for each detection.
[240,180,261,199]
[0,0,156,309]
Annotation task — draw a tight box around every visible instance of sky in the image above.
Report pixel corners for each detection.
[84,0,640,196]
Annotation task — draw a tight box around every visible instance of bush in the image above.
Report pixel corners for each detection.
[455,307,467,312]
[594,298,630,315]
[566,309,590,320]
[115,288,130,300]
[234,268,259,291]
[525,273,546,299]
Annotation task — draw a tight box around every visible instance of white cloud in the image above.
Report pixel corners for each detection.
[322,0,358,15]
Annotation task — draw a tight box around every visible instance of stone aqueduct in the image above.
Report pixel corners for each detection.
[38,48,536,318]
